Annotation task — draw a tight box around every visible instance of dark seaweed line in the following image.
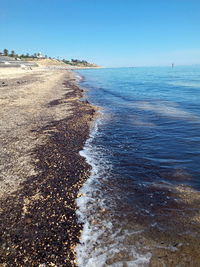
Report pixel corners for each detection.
[0,78,96,266]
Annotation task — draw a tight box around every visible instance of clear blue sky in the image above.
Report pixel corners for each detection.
[1,0,200,67]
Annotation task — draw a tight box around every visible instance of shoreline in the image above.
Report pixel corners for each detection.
[0,68,96,266]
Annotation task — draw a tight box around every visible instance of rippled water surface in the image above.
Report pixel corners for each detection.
[75,66,200,267]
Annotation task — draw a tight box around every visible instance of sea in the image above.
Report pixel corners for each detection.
[75,66,200,267]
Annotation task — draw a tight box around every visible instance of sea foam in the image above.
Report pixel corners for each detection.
[75,113,151,267]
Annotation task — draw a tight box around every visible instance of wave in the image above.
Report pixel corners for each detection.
[75,112,151,267]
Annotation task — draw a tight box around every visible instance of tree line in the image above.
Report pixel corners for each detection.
[0,49,16,57]
[0,49,47,59]
[62,59,93,66]
[0,48,96,66]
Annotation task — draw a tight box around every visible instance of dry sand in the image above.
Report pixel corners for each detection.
[0,67,95,266]
[0,67,73,198]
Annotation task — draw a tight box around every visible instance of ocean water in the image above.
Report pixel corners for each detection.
[75,66,200,267]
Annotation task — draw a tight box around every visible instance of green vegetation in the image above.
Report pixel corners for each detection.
[3,49,8,56]
[11,50,15,57]
[0,48,44,59]
[62,59,98,67]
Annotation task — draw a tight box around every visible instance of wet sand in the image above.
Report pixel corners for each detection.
[0,68,95,266]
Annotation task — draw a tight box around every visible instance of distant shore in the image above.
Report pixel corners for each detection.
[0,67,96,266]
[0,55,103,70]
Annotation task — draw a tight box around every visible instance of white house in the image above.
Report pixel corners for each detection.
[36,52,45,59]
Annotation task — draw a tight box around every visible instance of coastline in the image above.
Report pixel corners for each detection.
[0,67,96,266]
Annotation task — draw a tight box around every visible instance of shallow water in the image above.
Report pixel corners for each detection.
[75,66,200,266]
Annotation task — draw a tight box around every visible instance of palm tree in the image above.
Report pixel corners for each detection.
[11,50,15,57]
[3,49,8,56]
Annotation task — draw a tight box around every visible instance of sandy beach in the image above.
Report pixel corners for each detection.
[0,67,95,266]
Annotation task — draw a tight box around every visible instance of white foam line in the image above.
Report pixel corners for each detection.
[76,111,152,267]
[74,71,84,82]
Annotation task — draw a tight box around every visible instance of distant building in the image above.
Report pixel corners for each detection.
[35,52,45,59]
